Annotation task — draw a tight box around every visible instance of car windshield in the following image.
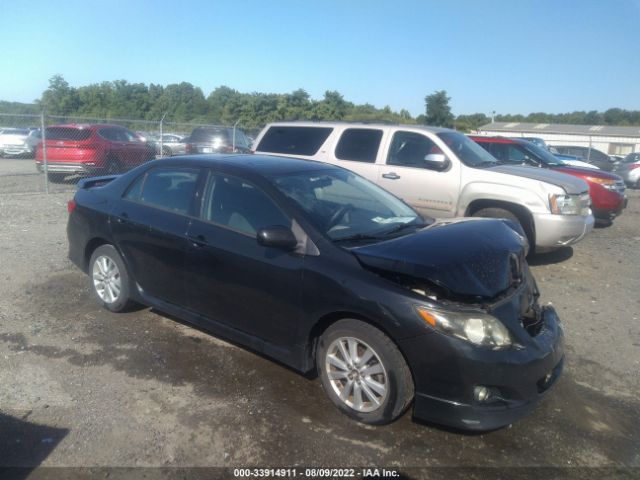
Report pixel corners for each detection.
[272,168,425,241]
[438,132,499,167]
[521,142,563,166]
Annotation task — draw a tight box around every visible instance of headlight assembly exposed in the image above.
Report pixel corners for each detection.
[416,306,512,349]
[548,193,582,215]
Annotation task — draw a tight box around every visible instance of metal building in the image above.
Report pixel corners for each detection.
[477,122,640,156]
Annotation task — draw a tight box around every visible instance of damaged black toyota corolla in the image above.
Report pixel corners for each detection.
[67,154,564,431]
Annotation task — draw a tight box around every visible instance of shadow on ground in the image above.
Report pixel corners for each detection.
[2,271,639,467]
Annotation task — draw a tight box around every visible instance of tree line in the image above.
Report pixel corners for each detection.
[2,75,639,131]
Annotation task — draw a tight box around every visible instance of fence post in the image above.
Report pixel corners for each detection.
[40,111,48,194]
[159,112,167,158]
[232,119,240,151]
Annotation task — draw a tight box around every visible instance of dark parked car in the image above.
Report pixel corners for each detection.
[184,126,251,155]
[552,145,615,171]
[35,124,155,183]
[67,154,564,430]
[471,136,627,222]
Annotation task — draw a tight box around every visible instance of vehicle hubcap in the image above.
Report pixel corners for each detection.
[325,337,388,413]
[92,255,121,304]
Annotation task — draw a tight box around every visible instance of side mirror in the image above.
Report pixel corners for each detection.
[257,225,298,250]
[423,153,450,171]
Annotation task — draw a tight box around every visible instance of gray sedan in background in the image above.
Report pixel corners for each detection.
[157,133,187,157]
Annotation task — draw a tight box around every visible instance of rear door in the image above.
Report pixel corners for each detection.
[377,129,460,218]
[184,171,304,347]
[111,167,201,307]
[330,127,386,183]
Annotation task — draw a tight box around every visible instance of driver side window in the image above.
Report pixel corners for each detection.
[387,131,443,169]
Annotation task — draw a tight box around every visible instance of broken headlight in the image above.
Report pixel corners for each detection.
[416,306,512,349]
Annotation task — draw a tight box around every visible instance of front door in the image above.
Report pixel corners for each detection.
[185,172,304,347]
[377,130,460,218]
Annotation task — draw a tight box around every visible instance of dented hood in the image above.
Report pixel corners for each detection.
[351,218,526,299]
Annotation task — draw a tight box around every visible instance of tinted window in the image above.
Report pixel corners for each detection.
[136,168,199,214]
[190,127,231,142]
[335,129,383,163]
[45,127,91,141]
[202,174,290,235]
[257,126,333,156]
[387,131,441,168]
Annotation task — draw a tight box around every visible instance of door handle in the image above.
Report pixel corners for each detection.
[382,172,401,180]
[115,212,129,224]
[188,234,207,248]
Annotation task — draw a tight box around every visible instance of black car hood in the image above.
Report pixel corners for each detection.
[351,218,526,299]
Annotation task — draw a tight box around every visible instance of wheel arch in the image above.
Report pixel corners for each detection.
[465,198,536,248]
[303,311,413,380]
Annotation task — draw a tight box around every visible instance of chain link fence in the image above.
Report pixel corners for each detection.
[0,112,254,194]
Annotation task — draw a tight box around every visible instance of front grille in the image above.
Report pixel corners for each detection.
[615,180,626,195]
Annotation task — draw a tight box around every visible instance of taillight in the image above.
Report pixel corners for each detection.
[185,143,193,154]
[630,164,640,171]
[67,199,77,213]
[221,145,235,153]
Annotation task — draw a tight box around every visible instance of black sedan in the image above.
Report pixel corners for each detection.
[67,154,564,430]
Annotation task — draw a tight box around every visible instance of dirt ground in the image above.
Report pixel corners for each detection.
[0,159,639,472]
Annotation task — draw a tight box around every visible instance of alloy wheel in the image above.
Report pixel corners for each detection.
[92,255,122,304]
[325,337,388,412]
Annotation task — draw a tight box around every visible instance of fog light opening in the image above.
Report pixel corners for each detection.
[474,386,491,402]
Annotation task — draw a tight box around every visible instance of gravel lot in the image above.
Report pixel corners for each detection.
[0,159,639,471]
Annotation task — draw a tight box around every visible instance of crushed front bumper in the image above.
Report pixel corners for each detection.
[399,306,564,431]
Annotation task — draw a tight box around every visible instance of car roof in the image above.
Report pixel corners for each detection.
[469,135,521,144]
[263,121,454,134]
[153,154,339,176]
[46,123,127,130]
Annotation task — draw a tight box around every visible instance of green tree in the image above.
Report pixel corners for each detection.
[424,90,454,127]
[455,113,490,132]
[39,75,79,115]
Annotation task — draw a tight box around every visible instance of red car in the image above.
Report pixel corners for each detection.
[35,124,155,183]
[470,136,627,223]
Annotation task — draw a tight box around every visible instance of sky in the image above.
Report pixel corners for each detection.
[1,0,639,117]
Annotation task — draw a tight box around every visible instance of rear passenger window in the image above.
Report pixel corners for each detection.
[335,129,383,163]
[257,126,333,156]
[130,168,199,214]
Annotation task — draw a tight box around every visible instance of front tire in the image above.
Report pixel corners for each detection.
[317,319,414,425]
[472,207,534,253]
[89,245,136,312]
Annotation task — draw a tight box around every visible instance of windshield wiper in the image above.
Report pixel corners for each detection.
[333,233,383,243]
[380,221,429,237]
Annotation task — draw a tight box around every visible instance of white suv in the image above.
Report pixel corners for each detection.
[253,122,594,252]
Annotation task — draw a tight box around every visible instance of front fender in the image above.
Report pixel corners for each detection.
[457,181,550,216]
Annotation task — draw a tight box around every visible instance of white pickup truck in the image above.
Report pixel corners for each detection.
[253,122,594,252]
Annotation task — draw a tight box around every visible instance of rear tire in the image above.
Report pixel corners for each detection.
[162,146,172,157]
[89,245,136,313]
[317,319,414,425]
[105,157,121,175]
[47,173,67,184]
